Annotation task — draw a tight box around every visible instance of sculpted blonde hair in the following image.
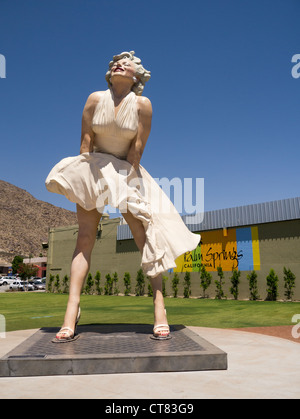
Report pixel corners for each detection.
[105,51,151,96]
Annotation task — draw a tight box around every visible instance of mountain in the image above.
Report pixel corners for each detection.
[0,180,78,264]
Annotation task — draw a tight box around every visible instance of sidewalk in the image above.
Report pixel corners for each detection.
[0,326,299,399]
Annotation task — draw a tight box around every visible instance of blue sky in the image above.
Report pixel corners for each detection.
[0,0,299,215]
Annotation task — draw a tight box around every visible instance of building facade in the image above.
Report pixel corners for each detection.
[23,257,47,278]
[46,198,300,300]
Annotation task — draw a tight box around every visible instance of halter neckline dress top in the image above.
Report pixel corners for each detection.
[45,89,200,277]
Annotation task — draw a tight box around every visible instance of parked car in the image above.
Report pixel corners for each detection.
[32,280,46,290]
[0,276,16,286]
[26,282,34,291]
[9,281,34,291]
[9,281,25,291]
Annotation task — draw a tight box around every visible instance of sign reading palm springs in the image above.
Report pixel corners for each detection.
[175,226,260,272]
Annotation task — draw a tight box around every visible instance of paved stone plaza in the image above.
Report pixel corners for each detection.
[0,326,299,398]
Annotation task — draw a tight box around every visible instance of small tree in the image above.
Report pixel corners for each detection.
[47,274,55,292]
[147,280,153,297]
[54,274,61,293]
[200,264,212,298]
[172,272,180,298]
[230,269,241,300]
[94,271,102,295]
[123,272,131,296]
[183,271,191,298]
[135,269,145,296]
[62,274,69,293]
[113,272,119,295]
[283,267,296,301]
[266,269,278,301]
[84,272,94,294]
[104,273,114,295]
[215,266,226,299]
[162,275,168,297]
[17,263,38,281]
[12,255,23,274]
[247,270,260,300]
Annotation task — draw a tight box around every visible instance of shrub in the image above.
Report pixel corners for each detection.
[123,272,131,296]
[215,266,226,299]
[172,273,180,298]
[200,264,212,298]
[247,270,260,300]
[94,271,102,295]
[54,274,61,293]
[135,269,145,296]
[266,269,278,301]
[283,267,296,300]
[104,273,114,295]
[230,269,241,300]
[84,272,94,294]
[162,275,168,297]
[147,281,153,297]
[183,271,191,298]
[47,274,55,292]
[62,275,69,294]
[113,272,119,295]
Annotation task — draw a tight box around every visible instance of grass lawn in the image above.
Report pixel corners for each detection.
[1,292,300,332]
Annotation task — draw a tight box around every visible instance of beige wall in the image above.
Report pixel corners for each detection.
[47,218,300,300]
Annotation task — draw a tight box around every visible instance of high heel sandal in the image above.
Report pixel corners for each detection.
[151,309,171,340]
[52,307,81,343]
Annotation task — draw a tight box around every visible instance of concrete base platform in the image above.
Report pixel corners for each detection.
[0,324,227,377]
[1,327,299,398]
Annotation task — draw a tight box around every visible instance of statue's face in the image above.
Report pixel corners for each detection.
[110,58,136,82]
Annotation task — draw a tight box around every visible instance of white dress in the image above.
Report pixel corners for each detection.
[45,89,200,277]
